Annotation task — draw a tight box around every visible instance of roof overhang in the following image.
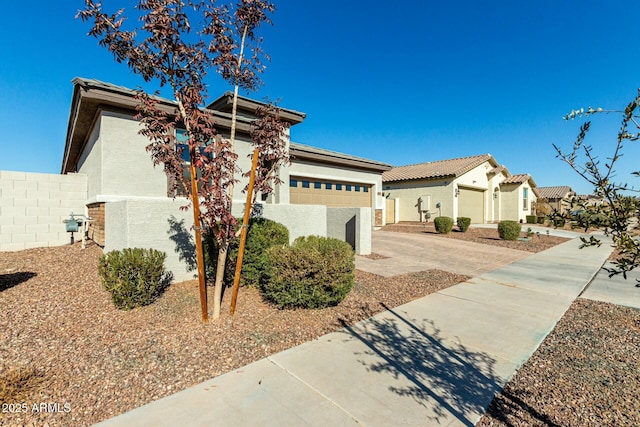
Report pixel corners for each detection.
[61,78,260,174]
[207,91,306,125]
[290,142,392,173]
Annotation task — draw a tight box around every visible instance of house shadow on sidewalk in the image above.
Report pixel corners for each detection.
[338,303,503,426]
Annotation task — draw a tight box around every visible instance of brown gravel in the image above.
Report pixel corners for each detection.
[383,222,569,253]
[0,242,468,427]
[477,298,640,426]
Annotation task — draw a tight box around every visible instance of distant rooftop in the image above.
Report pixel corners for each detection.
[382,154,496,182]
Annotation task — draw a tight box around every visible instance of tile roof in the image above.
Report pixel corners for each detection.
[501,173,536,186]
[488,165,510,176]
[382,154,495,182]
[536,186,573,200]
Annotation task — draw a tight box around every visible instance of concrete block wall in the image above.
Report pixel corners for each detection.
[0,171,87,251]
[105,200,342,283]
[327,207,372,255]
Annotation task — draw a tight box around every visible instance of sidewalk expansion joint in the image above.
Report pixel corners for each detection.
[266,357,365,426]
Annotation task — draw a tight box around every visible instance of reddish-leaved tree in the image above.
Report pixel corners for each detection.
[78,0,282,320]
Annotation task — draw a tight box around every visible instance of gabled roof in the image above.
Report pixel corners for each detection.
[290,142,392,173]
[501,173,537,186]
[488,165,510,177]
[537,186,574,200]
[382,154,496,183]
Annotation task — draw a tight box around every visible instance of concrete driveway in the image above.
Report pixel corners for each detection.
[356,230,532,277]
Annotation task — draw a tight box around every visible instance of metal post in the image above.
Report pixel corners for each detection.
[230,149,259,315]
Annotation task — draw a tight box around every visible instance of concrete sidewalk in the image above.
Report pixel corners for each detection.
[96,237,613,427]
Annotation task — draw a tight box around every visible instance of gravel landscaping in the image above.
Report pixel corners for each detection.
[0,242,468,427]
[383,222,569,253]
[477,298,640,426]
[4,234,636,427]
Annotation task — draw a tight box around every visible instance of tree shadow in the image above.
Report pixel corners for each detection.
[338,303,504,426]
[481,388,563,427]
[0,272,37,292]
[167,216,197,272]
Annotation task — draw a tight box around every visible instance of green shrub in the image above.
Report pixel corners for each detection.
[204,218,290,287]
[237,218,289,287]
[552,218,566,227]
[498,220,521,241]
[98,248,168,310]
[434,216,454,234]
[456,217,471,232]
[263,236,354,309]
[537,216,545,224]
[526,215,537,224]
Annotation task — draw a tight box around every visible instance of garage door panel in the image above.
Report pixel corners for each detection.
[458,187,484,223]
[290,177,372,208]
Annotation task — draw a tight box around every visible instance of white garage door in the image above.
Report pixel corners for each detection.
[458,187,484,223]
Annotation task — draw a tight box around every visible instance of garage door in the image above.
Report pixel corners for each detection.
[290,177,371,207]
[458,187,484,223]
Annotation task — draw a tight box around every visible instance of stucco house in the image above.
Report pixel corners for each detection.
[382,154,538,224]
[498,173,539,222]
[54,78,389,279]
[536,186,575,215]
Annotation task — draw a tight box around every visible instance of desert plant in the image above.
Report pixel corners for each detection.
[498,221,521,241]
[98,248,168,310]
[263,236,354,309]
[456,217,471,232]
[205,218,289,287]
[526,215,537,224]
[434,216,454,234]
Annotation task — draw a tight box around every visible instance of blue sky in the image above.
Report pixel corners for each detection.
[1,1,639,195]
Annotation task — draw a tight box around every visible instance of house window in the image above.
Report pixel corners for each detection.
[290,178,298,187]
[325,182,333,190]
[176,129,190,162]
[523,188,529,210]
[364,186,369,193]
[355,185,361,192]
[336,183,343,190]
[175,129,212,196]
[314,182,321,189]
[302,180,310,188]
[346,184,352,191]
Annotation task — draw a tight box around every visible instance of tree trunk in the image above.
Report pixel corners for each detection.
[212,238,228,319]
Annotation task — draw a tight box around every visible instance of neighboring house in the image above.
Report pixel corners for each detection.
[498,174,539,222]
[382,154,538,224]
[0,78,391,279]
[536,186,575,215]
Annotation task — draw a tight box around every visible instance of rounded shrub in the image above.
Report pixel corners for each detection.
[204,218,289,287]
[237,218,289,287]
[456,217,471,232]
[263,236,354,309]
[434,216,454,234]
[498,220,522,241]
[98,248,168,310]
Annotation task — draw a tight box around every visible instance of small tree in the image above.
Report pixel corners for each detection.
[554,93,640,285]
[78,0,282,320]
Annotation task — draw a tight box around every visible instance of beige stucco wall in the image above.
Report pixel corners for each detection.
[77,111,259,205]
[500,183,537,222]
[383,177,454,221]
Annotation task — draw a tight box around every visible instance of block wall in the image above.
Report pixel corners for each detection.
[0,171,87,251]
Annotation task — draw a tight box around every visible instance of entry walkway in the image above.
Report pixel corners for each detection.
[96,237,613,427]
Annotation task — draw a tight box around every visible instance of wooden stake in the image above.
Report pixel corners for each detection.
[189,148,208,323]
[230,149,259,315]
